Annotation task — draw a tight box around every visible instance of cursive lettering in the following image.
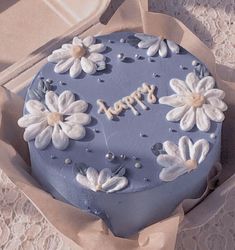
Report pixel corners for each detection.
[97,83,157,120]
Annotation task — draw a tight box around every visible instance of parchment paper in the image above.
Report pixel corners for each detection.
[0,0,234,249]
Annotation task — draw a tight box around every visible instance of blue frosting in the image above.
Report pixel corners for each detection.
[25,32,221,237]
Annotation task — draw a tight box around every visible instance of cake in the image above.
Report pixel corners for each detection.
[17,32,227,237]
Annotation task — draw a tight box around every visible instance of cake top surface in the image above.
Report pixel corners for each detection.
[18,31,226,193]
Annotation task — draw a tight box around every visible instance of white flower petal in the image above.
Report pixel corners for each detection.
[170,79,191,95]
[76,173,96,191]
[52,124,69,150]
[98,168,112,186]
[61,44,72,50]
[204,89,225,99]
[166,105,189,122]
[65,113,91,125]
[34,126,53,149]
[102,176,128,193]
[179,136,193,161]
[18,114,46,128]
[163,141,180,157]
[60,122,86,140]
[96,60,106,71]
[207,97,228,111]
[69,58,82,78]
[23,121,47,141]
[54,57,74,74]
[159,40,168,58]
[58,90,75,113]
[26,100,47,114]
[196,76,215,93]
[159,162,188,182]
[81,57,96,74]
[191,139,209,164]
[196,107,210,132]
[135,33,157,41]
[137,39,156,48]
[203,104,225,122]
[47,49,71,63]
[45,91,59,112]
[186,72,199,92]
[83,36,95,47]
[72,37,83,46]
[157,154,183,168]
[86,167,98,186]
[88,53,105,63]
[51,48,67,54]
[146,40,161,56]
[88,43,106,53]
[180,106,196,131]
[62,100,88,115]
[166,40,180,54]
[159,95,187,107]
[158,135,211,182]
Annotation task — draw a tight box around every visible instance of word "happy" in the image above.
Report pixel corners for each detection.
[97,83,157,120]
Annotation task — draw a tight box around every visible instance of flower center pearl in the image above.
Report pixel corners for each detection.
[71,45,86,58]
[187,93,205,108]
[185,159,198,172]
[47,112,62,126]
[95,184,102,192]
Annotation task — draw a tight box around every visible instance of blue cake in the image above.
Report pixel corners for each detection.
[17,32,227,237]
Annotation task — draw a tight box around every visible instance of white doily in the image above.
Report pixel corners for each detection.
[0,169,73,250]
[176,187,235,250]
[1,1,235,248]
[149,0,235,70]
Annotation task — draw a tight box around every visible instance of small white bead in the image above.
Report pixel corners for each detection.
[210,133,216,139]
[97,78,104,83]
[148,57,154,62]
[192,60,199,66]
[134,162,142,169]
[105,152,115,161]
[120,154,127,160]
[117,53,125,61]
[135,54,140,59]
[64,158,72,165]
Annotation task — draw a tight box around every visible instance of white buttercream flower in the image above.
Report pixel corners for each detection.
[47,36,106,78]
[159,72,227,132]
[134,33,180,57]
[76,167,128,193]
[18,90,91,150]
[157,136,209,182]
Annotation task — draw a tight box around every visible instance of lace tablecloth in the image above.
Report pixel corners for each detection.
[0,0,235,249]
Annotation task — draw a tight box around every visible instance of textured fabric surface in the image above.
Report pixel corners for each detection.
[0,1,235,249]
